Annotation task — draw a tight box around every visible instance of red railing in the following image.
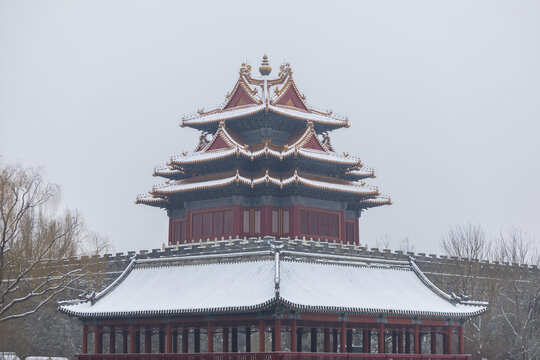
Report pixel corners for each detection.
[76,353,471,360]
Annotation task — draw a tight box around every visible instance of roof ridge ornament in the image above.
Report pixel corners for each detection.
[259,54,272,76]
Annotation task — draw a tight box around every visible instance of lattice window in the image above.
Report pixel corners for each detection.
[319,212,329,237]
[173,220,185,244]
[329,214,339,238]
[282,210,290,234]
[213,211,223,236]
[224,210,234,235]
[272,210,279,234]
[254,210,261,234]
[203,212,213,237]
[309,211,319,236]
[243,210,250,234]
[192,213,203,238]
[300,210,309,234]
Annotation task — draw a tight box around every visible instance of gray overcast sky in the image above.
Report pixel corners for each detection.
[1,0,539,254]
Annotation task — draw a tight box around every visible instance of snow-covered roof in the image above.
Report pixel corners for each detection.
[180,62,349,130]
[59,250,486,319]
[148,170,379,196]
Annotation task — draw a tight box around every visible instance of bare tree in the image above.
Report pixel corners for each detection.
[0,162,111,323]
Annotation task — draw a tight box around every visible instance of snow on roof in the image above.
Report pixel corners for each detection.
[59,253,486,319]
[169,146,360,167]
[181,104,348,129]
[150,171,378,196]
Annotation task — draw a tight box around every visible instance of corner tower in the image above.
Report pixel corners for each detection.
[137,56,391,245]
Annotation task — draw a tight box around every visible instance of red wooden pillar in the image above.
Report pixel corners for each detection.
[166,323,173,353]
[391,331,397,353]
[129,324,136,353]
[144,327,152,353]
[340,321,346,353]
[378,322,385,353]
[182,328,189,353]
[259,320,265,352]
[398,330,404,353]
[363,329,370,353]
[207,322,213,353]
[82,324,88,354]
[109,326,116,353]
[431,331,437,354]
[274,318,281,351]
[446,326,453,354]
[458,325,464,354]
[291,318,297,352]
[94,325,102,354]
[324,328,330,352]
[413,325,420,354]
[122,328,128,354]
[418,332,423,354]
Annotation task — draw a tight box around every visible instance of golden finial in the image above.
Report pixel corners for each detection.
[259,54,272,76]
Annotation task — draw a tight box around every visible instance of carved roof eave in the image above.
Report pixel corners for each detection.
[180,105,349,131]
[149,170,380,197]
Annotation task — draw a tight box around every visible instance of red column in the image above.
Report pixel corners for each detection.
[167,323,173,353]
[129,324,135,354]
[144,327,152,353]
[363,329,370,353]
[259,320,265,352]
[398,330,404,353]
[324,328,330,352]
[378,322,385,353]
[431,331,437,354]
[82,324,88,354]
[207,322,213,353]
[182,328,189,353]
[332,329,338,352]
[391,331,397,353]
[109,326,116,353]
[340,321,346,353]
[223,327,229,352]
[291,318,297,352]
[458,325,464,354]
[446,326,453,354]
[94,325,102,354]
[274,318,281,351]
[413,325,420,354]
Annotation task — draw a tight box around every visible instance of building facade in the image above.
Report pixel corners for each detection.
[136,56,391,245]
[60,57,487,360]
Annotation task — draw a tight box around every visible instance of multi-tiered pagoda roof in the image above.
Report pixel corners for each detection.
[137,57,391,213]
